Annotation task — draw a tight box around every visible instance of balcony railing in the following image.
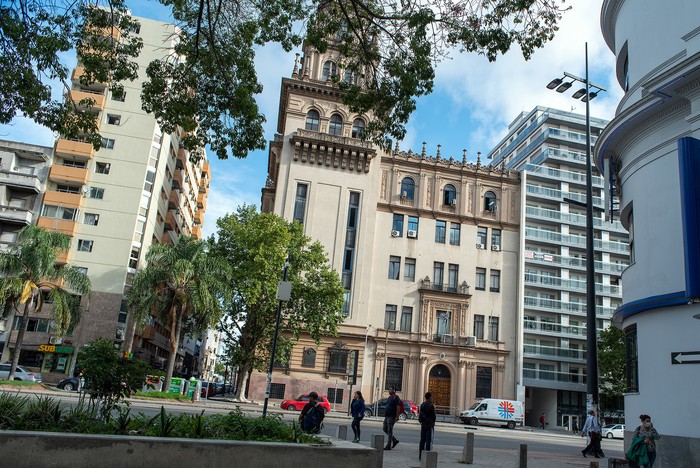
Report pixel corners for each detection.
[524,164,603,187]
[0,205,32,224]
[523,344,586,360]
[525,227,630,254]
[524,249,628,274]
[523,296,617,318]
[0,171,42,192]
[418,279,471,295]
[523,367,587,384]
[524,272,622,296]
[525,206,626,232]
[526,184,604,207]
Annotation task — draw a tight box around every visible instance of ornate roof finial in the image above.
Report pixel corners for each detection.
[476,152,482,169]
[292,53,300,77]
[394,140,400,155]
[501,161,506,173]
[421,142,427,158]
[436,144,441,159]
[302,56,309,80]
[462,149,467,165]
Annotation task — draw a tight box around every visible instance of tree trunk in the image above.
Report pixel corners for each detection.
[162,308,184,392]
[122,309,137,355]
[8,300,32,380]
[234,365,251,401]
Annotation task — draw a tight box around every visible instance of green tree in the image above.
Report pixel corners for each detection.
[2,0,567,158]
[124,235,230,392]
[78,337,151,421]
[598,325,626,398]
[0,225,91,380]
[212,205,345,400]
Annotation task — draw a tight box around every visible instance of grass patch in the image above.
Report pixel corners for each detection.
[134,391,191,401]
[0,380,40,387]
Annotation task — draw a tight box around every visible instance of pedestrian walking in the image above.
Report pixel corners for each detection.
[540,413,546,430]
[299,391,324,433]
[572,419,579,435]
[627,414,660,468]
[581,409,603,458]
[350,391,365,443]
[382,386,401,450]
[418,392,437,461]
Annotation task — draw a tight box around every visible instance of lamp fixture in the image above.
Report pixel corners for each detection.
[581,91,599,102]
[572,88,587,99]
[556,81,573,93]
[546,78,563,89]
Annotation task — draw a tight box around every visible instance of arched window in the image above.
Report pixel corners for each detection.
[321,60,337,82]
[443,184,456,205]
[305,109,320,131]
[484,191,498,212]
[351,118,365,138]
[328,114,343,136]
[344,69,358,86]
[401,177,415,200]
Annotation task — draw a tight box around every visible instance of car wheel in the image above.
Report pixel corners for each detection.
[14,377,21,381]
[364,409,372,418]
[288,405,296,411]
[468,417,478,425]
[507,421,516,430]
[399,412,407,421]
[64,382,75,391]
[607,432,613,439]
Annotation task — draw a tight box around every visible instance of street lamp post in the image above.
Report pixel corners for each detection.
[547,43,606,416]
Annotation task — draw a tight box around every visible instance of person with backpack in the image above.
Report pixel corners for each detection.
[299,391,325,433]
[383,386,402,450]
[418,392,437,460]
[350,390,366,443]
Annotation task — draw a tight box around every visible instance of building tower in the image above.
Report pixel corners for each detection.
[487,106,630,428]
[258,31,522,412]
[2,15,211,381]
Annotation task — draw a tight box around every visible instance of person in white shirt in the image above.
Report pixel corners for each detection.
[581,410,603,458]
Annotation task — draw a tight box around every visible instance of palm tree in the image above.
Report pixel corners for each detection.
[125,235,229,391]
[0,225,91,380]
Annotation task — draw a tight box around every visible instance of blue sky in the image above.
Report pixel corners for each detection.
[0,0,621,238]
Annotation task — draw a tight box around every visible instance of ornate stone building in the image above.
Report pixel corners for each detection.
[254,35,522,413]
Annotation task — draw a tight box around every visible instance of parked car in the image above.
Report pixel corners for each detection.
[363,398,414,421]
[0,363,42,382]
[280,394,331,413]
[57,376,81,391]
[602,424,625,439]
[200,381,216,398]
[405,400,419,419]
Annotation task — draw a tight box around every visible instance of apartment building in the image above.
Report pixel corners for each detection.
[1,16,211,381]
[487,106,630,428]
[0,140,53,356]
[254,37,522,412]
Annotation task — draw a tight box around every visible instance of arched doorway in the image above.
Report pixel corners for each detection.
[428,364,451,410]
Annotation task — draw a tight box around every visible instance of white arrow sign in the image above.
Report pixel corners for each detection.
[671,351,700,364]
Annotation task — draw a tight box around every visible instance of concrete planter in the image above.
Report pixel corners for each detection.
[0,430,380,468]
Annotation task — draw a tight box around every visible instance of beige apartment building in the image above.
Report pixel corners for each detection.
[254,37,522,412]
[0,16,211,382]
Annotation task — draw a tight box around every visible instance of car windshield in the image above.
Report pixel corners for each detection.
[469,403,481,410]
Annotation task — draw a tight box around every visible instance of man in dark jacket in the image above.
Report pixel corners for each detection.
[299,391,324,433]
[418,392,437,460]
[383,386,401,450]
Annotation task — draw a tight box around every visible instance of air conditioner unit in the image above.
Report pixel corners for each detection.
[476,243,485,249]
[49,336,63,345]
[441,334,454,344]
[391,230,400,237]
[465,336,477,346]
[401,191,408,199]
[451,199,457,206]
[115,328,125,341]
[407,230,417,238]
[492,245,501,251]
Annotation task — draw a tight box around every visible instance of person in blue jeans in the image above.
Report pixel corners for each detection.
[350,391,366,443]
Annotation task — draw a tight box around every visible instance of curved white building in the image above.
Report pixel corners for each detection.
[597,1,700,465]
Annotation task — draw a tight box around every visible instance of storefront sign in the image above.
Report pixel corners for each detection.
[38,344,75,354]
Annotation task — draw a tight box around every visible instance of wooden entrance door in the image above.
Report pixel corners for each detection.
[428,364,451,409]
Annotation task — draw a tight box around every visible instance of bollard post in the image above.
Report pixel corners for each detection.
[336,425,348,440]
[371,434,384,468]
[421,451,438,468]
[460,432,475,464]
[519,444,527,468]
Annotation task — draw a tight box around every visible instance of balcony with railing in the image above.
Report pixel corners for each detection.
[524,272,622,296]
[525,205,626,232]
[55,138,94,160]
[68,89,105,111]
[71,66,107,90]
[523,319,606,339]
[524,164,603,187]
[525,227,630,254]
[524,249,628,274]
[526,184,603,207]
[523,343,586,362]
[49,165,88,186]
[522,366,587,391]
[0,171,42,193]
[523,295,617,318]
[37,216,77,236]
[0,205,33,225]
[418,278,471,296]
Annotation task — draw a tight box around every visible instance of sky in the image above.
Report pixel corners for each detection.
[0,0,622,238]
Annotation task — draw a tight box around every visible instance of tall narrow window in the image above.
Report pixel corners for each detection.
[384,305,397,329]
[351,118,365,138]
[329,114,343,136]
[400,306,412,332]
[392,214,404,236]
[475,268,486,290]
[435,220,446,243]
[293,183,308,224]
[305,110,320,131]
[407,216,419,237]
[321,60,337,81]
[475,367,493,398]
[343,69,357,85]
[448,264,459,291]
[388,256,401,280]
[474,315,484,339]
[488,316,499,341]
[435,310,451,337]
[404,258,416,281]
[484,191,498,212]
[624,324,638,392]
[477,226,488,247]
[491,229,502,249]
[443,184,456,205]
[385,358,404,391]
[401,177,415,200]
[341,192,360,316]
[433,262,444,287]
[490,270,501,292]
[450,223,461,245]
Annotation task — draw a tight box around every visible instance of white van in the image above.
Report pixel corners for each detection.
[459,399,524,429]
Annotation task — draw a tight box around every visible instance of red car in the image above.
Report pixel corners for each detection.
[280,394,331,413]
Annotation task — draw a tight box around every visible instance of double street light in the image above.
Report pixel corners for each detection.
[546,43,606,415]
